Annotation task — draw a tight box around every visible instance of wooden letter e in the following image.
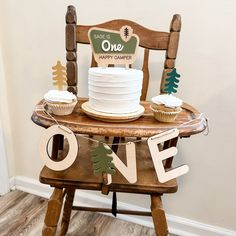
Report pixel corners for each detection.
[147,129,189,183]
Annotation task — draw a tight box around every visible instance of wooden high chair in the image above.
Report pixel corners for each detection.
[31,5,206,236]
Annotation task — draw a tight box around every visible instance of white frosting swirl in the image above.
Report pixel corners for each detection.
[44,90,76,103]
[151,94,182,108]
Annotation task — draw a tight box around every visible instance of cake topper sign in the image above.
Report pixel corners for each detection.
[88,26,139,68]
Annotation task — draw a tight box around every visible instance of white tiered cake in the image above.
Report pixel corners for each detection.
[88,67,143,114]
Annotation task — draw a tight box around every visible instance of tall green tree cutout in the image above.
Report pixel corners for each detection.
[164,68,180,94]
[91,143,116,175]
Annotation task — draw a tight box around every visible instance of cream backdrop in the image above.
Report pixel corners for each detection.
[0,0,236,232]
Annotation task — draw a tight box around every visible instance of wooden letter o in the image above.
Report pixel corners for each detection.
[39,125,78,171]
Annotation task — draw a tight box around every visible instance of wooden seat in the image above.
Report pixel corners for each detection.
[40,136,178,194]
[31,5,204,236]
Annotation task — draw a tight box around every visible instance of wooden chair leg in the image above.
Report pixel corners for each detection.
[59,188,75,236]
[42,188,64,236]
[58,134,64,150]
[151,194,169,236]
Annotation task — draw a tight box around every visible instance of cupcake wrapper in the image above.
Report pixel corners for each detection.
[150,105,182,123]
[46,100,77,116]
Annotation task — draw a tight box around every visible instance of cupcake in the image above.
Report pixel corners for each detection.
[44,90,77,115]
[151,94,182,122]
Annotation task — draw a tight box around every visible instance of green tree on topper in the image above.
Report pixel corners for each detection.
[91,143,116,175]
[124,27,129,39]
[164,68,180,94]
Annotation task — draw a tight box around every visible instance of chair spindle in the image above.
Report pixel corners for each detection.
[66,5,78,95]
[141,48,150,101]
[160,14,181,93]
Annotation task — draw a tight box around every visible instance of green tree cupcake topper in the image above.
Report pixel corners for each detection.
[91,143,116,175]
[163,68,180,94]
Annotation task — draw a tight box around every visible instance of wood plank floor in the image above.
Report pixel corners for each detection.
[0,190,174,236]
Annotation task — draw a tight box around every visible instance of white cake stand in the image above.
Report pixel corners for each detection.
[81,101,145,122]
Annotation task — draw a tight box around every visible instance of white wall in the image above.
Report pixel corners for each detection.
[0,47,10,194]
[0,0,236,232]
[0,38,14,183]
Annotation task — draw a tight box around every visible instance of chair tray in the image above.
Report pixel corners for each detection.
[32,98,206,138]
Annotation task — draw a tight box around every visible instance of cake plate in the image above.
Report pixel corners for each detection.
[81,101,145,122]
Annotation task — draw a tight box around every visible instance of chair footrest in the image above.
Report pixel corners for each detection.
[72,205,152,216]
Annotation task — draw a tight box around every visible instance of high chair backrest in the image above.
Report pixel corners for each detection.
[65,5,181,100]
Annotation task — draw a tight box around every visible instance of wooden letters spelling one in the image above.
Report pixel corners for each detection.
[40,126,189,183]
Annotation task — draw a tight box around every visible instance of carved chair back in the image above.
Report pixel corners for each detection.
[65,6,181,101]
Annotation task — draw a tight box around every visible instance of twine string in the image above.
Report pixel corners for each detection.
[202,117,210,136]
[35,103,71,134]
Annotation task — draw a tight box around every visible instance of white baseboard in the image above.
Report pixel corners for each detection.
[10,176,236,236]
[9,176,16,189]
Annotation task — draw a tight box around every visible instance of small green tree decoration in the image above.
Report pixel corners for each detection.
[91,143,116,175]
[163,68,180,94]
[124,27,129,39]
[120,25,133,42]
[52,61,67,90]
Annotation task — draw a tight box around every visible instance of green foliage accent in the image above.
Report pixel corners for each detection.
[91,143,116,175]
[164,68,180,94]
